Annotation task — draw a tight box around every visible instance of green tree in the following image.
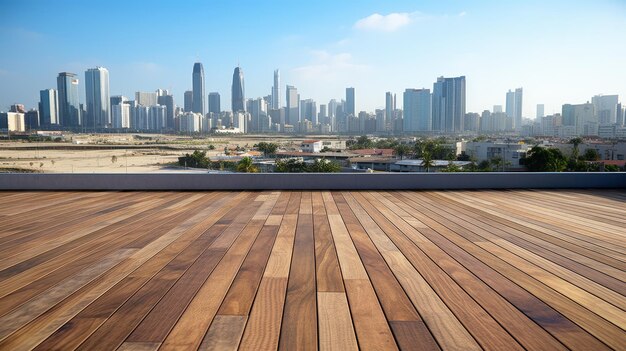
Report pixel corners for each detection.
[581,148,600,161]
[523,146,567,171]
[415,140,441,172]
[256,142,279,157]
[308,158,341,172]
[569,137,583,159]
[275,158,307,172]
[440,162,463,172]
[178,150,209,168]
[348,135,374,149]
[393,144,411,160]
[236,156,258,173]
[208,144,215,150]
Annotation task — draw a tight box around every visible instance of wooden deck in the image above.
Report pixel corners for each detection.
[0,190,624,351]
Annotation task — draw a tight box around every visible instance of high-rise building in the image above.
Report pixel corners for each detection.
[184,91,193,112]
[493,105,503,113]
[231,66,245,112]
[536,104,545,119]
[208,92,221,114]
[563,103,596,136]
[111,95,130,129]
[57,72,81,127]
[286,85,299,126]
[84,67,111,129]
[375,109,386,132]
[300,99,317,125]
[505,88,523,129]
[192,62,205,115]
[135,91,157,107]
[591,94,618,124]
[346,87,355,116]
[432,76,465,132]
[385,92,395,124]
[272,69,280,109]
[157,94,175,130]
[403,89,432,132]
[39,89,58,126]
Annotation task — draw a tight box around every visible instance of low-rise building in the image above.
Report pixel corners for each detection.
[300,140,323,153]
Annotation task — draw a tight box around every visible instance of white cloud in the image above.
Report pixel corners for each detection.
[292,50,369,82]
[354,12,413,32]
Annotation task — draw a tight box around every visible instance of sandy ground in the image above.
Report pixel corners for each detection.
[0,133,320,173]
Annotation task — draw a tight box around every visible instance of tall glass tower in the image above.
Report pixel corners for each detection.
[432,76,466,132]
[231,66,245,112]
[192,62,205,116]
[57,72,81,127]
[85,67,111,129]
[272,69,280,109]
[346,87,355,116]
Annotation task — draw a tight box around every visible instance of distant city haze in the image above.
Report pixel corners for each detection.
[0,0,625,116]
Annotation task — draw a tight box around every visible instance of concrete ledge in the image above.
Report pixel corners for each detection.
[0,172,624,190]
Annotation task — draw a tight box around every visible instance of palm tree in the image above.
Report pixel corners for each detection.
[393,144,411,160]
[236,157,258,173]
[569,137,583,160]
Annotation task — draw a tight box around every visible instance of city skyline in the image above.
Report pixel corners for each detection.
[1,0,625,116]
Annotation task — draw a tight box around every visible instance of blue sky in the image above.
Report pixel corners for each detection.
[1,0,625,117]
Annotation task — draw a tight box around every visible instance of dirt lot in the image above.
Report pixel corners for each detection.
[0,133,332,173]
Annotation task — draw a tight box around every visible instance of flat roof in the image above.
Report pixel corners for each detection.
[0,190,624,350]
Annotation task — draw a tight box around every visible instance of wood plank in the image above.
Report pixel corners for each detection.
[317,292,358,351]
[278,192,317,351]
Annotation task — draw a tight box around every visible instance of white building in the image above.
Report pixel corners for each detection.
[0,112,26,132]
[461,141,531,169]
[300,140,323,153]
[179,112,202,132]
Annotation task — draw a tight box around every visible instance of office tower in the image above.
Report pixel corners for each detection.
[157,94,175,130]
[591,94,618,124]
[155,88,169,97]
[300,99,317,125]
[617,103,624,125]
[10,104,25,113]
[84,67,111,129]
[208,92,221,114]
[192,62,205,115]
[135,91,157,106]
[148,105,166,130]
[432,76,466,132]
[272,69,280,109]
[231,66,245,112]
[376,109,386,132]
[184,91,193,112]
[286,85,299,126]
[57,72,81,127]
[505,88,523,129]
[346,87,355,116]
[563,103,595,136]
[24,110,39,130]
[111,96,130,128]
[536,104,545,119]
[0,112,26,132]
[493,105,503,113]
[318,104,327,125]
[464,113,480,132]
[403,88,432,132]
[385,92,394,124]
[39,89,58,126]
[250,98,269,132]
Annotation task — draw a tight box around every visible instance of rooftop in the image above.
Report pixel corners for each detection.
[0,190,624,350]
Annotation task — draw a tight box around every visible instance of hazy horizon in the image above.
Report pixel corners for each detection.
[1,0,625,117]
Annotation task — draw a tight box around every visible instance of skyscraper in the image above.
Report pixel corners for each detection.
[286,85,299,126]
[300,99,317,125]
[184,91,193,112]
[39,89,58,126]
[192,62,205,116]
[591,94,618,124]
[536,104,545,119]
[403,89,431,132]
[272,69,280,109]
[111,96,130,129]
[57,72,81,127]
[385,92,394,124]
[432,76,466,132]
[135,91,157,106]
[84,67,111,129]
[505,88,523,129]
[346,87,355,116]
[157,94,175,130]
[231,66,245,112]
[208,92,221,114]
[515,88,523,129]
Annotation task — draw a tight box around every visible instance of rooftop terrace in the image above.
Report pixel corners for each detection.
[0,190,624,350]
